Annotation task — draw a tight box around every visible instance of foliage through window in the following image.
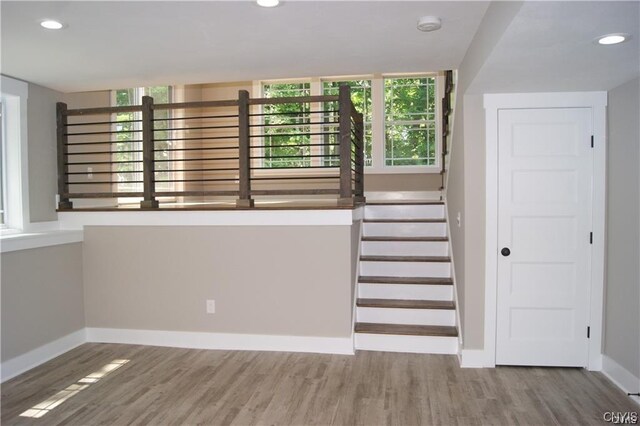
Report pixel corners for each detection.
[384,77,437,166]
[113,86,172,193]
[322,80,372,167]
[261,83,311,168]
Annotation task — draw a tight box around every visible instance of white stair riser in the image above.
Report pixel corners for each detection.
[355,333,458,354]
[365,205,444,220]
[360,261,451,278]
[363,223,447,237]
[358,283,453,301]
[361,240,448,257]
[357,307,455,326]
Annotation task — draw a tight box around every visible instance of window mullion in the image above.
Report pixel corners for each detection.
[310,79,321,167]
[371,76,385,169]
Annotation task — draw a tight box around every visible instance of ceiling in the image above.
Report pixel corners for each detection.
[0,1,490,93]
[469,1,640,93]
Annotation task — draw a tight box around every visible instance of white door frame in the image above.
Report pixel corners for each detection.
[483,92,607,370]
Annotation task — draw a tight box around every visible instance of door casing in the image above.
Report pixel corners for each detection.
[483,92,607,370]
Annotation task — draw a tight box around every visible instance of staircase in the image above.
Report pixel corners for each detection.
[354,200,458,354]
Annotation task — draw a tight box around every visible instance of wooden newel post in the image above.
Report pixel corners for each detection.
[355,111,365,200]
[338,85,353,206]
[236,90,254,208]
[140,95,159,208]
[56,102,73,209]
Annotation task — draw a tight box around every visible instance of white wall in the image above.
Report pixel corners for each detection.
[27,83,63,222]
[446,1,524,349]
[605,77,640,378]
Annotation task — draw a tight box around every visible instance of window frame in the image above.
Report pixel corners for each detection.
[254,73,443,175]
[0,76,29,233]
[110,86,174,203]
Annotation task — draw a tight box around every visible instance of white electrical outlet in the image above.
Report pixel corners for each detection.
[206,299,216,314]
[87,167,93,179]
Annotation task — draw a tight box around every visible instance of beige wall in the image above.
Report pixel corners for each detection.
[27,83,63,222]
[1,243,85,362]
[365,173,440,192]
[83,226,355,337]
[604,77,640,377]
[445,1,523,349]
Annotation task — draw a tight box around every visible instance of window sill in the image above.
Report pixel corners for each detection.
[365,166,441,175]
[0,230,83,253]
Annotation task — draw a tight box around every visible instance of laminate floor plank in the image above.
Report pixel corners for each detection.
[1,343,636,426]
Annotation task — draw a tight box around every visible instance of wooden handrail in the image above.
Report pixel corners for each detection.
[440,70,454,194]
[56,86,365,209]
[140,95,158,208]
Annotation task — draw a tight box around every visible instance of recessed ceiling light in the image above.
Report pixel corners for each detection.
[596,33,630,45]
[417,16,442,32]
[40,20,64,30]
[257,0,279,7]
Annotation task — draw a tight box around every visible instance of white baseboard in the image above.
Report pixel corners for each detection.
[1,329,86,383]
[460,349,486,368]
[602,355,640,406]
[86,328,355,355]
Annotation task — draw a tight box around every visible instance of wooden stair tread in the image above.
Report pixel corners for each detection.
[360,255,451,263]
[355,323,458,337]
[359,276,453,285]
[363,218,445,223]
[362,236,448,242]
[366,201,444,206]
[357,299,455,310]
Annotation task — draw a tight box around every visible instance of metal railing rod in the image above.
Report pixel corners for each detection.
[249,110,337,117]
[154,135,239,142]
[250,165,338,170]
[251,143,338,149]
[154,146,238,152]
[249,95,338,105]
[250,121,338,128]
[249,154,339,160]
[153,114,239,122]
[154,190,239,197]
[252,176,339,181]
[65,140,141,146]
[67,149,142,156]
[157,124,239,132]
[154,157,239,163]
[250,131,339,138]
[67,119,142,126]
[65,160,143,165]
[66,129,142,136]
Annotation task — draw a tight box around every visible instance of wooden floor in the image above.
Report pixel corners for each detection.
[1,344,636,425]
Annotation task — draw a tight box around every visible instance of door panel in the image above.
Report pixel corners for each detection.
[496,108,592,367]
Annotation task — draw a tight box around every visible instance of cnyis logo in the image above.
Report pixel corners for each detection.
[603,411,639,424]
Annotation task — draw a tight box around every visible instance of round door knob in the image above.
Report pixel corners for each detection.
[501,247,511,257]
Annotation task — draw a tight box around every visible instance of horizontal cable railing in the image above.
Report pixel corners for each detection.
[57,86,365,209]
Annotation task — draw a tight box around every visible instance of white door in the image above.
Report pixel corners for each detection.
[496,108,593,367]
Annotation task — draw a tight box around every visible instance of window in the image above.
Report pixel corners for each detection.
[0,76,28,231]
[113,86,172,193]
[384,76,437,166]
[322,80,372,166]
[261,82,311,168]
[259,73,441,172]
